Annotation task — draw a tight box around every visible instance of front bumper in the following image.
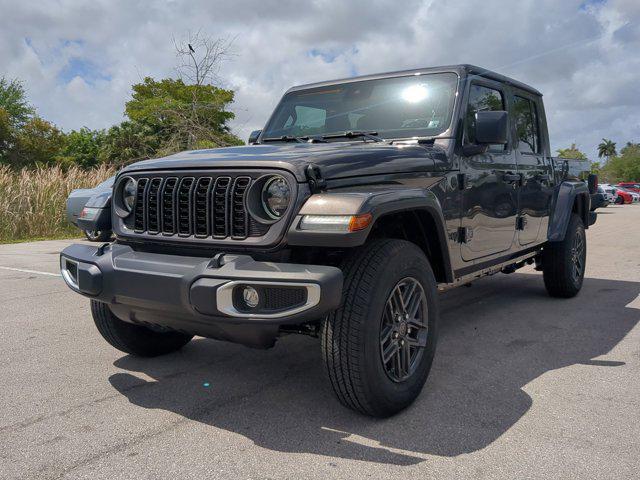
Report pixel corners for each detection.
[60,243,343,346]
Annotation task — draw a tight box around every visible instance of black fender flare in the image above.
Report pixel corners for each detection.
[287,186,454,282]
[547,181,591,242]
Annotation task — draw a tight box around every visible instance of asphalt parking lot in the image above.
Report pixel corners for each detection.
[1,205,639,480]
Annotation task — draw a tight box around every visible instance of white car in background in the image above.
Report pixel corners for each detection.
[599,184,616,203]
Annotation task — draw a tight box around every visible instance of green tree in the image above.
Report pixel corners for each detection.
[9,117,65,168]
[98,121,159,166]
[599,142,640,182]
[557,143,587,160]
[621,142,640,155]
[125,77,242,154]
[597,138,617,161]
[57,127,105,168]
[0,77,35,128]
[0,108,13,161]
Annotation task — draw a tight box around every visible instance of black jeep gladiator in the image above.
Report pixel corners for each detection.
[61,64,596,417]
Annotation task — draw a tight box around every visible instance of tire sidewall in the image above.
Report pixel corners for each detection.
[566,216,586,291]
[360,243,439,412]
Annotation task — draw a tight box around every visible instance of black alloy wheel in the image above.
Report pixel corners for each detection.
[379,277,429,383]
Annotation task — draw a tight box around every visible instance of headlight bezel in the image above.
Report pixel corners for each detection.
[246,174,292,224]
[261,175,291,220]
[113,176,137,218]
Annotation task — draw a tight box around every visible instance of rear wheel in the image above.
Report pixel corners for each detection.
[91,300,193,356]
[321,239,439,417]
[542,213,586,298]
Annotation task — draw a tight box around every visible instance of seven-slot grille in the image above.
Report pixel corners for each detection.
[131,174,256,240]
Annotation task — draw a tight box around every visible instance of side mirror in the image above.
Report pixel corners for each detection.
[248,130,262,144]
[475,110,509,145]
[587,173,598,194]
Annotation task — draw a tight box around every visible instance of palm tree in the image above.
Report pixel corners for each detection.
[597,138,617,161]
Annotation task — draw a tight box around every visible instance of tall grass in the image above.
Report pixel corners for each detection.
[0,165,116,243]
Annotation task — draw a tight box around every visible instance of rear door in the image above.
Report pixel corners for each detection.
[460,81,518,261]
[512,92,553,245]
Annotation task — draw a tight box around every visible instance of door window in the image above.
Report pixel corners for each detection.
[513,96,540,154]
[465,84,506,152]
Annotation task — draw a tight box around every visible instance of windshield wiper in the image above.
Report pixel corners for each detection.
[322,131,385,143]
[261,135,306,143]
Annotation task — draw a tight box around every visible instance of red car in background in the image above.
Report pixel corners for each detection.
[617,182,640,194]
[614,187,633,204]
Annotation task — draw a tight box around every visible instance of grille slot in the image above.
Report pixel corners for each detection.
[133,178,148,232]
[129,173,269,241]
[161,178,178,234]
[177,177,195,236]
[212,177,231,238]
[194,177,213,237]
[146,178,162,234]
[231,177,251,239]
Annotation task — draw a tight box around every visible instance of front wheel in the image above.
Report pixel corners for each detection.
[542,213,586,298]
[321,239,439,417]
[91,300,193,356]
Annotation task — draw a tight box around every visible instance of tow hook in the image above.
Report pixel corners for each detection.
[207,253,227,269]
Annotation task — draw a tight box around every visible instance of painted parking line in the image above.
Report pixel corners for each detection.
[0,266,61,277]
[626,293,640,310]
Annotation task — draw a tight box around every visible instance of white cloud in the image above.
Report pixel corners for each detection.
[0,0,638,157]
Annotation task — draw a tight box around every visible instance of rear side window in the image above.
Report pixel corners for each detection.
[465,84,505,152]
[513,95,540,154]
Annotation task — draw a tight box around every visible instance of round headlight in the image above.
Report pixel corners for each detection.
[261,176,290,219]
[122,178,137,212]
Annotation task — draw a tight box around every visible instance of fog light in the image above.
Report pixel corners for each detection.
[242,286,260,308]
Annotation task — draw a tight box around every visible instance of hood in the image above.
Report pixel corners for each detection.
[122,142,449,182]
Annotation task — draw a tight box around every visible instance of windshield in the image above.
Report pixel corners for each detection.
[262,73,459,141]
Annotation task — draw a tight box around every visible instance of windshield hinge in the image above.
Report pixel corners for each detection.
[305,164,326,193]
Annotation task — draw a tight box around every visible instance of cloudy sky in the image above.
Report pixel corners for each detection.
[0,0,638,158]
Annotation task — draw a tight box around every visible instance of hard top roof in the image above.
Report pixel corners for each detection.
[286,64,542,96]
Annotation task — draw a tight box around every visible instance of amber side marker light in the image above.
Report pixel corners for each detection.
[348,213,373,232]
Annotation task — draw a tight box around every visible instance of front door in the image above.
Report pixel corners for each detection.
[460,82,518,261]
[512,93,553,245]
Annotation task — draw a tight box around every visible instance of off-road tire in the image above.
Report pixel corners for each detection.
[84,229,112,242]
[542,213,586,298]
[321,239,439,417]
[91,300,193,356]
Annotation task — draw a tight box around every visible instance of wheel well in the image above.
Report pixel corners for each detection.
[368,210,450,283]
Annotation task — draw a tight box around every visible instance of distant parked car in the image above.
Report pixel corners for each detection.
[613,187,633,204]
[616,186,640,203]
[66,176,115,241]
[590,187,609,211]
[599,184,616,204]
[617,182,640,194]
